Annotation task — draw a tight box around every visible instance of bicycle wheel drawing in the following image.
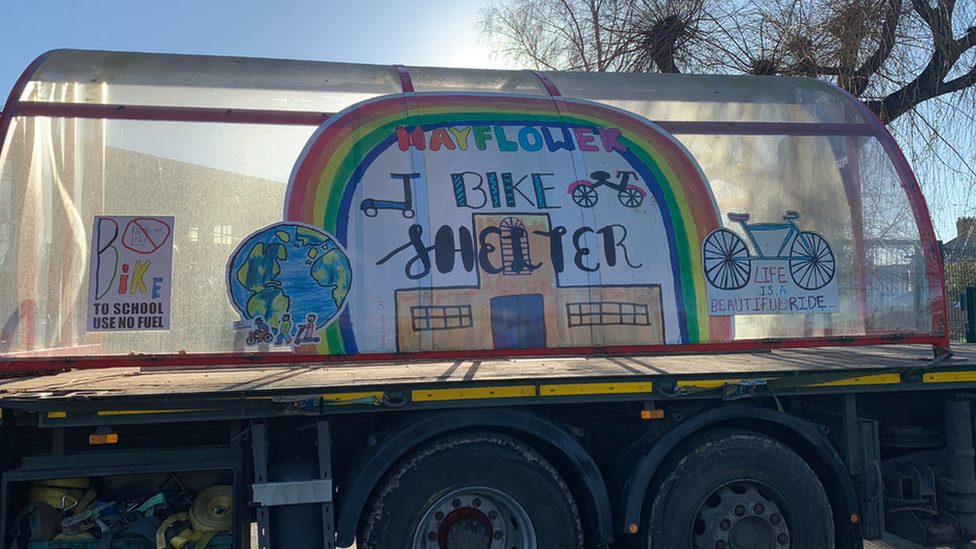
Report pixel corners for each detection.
[703,228,751,290]
[618,188,644,208]
[572,185,598,208]
[789,232,835,290]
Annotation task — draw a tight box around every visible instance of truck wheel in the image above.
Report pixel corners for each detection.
[359,432,583,549]
[642,430,833,549]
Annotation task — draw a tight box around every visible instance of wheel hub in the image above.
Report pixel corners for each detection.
[693,482,791,549]
[413,487,536,549]
[439,508,492,548]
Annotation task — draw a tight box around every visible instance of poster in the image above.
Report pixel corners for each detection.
[87,216,174,331]
[703,211,839,315]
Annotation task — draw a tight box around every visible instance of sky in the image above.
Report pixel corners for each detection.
[0,0,505,96]
[0,0,969,239]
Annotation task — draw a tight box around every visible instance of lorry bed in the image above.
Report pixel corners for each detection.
[1,345,972,425]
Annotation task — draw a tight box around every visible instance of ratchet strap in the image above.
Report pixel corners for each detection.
[155,485,233,549]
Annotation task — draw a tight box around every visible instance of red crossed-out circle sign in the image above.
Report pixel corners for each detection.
[122,217,172,254]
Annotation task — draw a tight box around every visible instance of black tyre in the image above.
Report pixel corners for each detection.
[642,430,833,549]
[359,432,583,549]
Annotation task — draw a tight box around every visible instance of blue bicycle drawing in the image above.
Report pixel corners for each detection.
[703,211,836,291]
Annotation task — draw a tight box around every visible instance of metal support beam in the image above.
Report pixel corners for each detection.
[252,422,271,549]
[318,420,335,549]
[51,427,64,456]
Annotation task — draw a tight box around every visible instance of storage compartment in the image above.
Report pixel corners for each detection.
[1,448,245,549]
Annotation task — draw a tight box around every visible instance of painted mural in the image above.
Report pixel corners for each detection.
[228,93,738,353]
[226,223,351,347]
[702,211,839,315]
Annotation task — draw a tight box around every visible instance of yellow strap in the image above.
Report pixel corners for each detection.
[188,486,233,532]
[35,478,91,490]
[156,513,188,549]
[74,488,98,516]
[156,486,233,549]
[170,527,201,549]
[189,531,216,549]
[28,486,85,511]
[53,531,96,541]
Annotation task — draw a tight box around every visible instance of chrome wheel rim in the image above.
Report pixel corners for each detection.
[412,486,536,549]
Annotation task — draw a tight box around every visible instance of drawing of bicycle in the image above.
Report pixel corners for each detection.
[567,170,647,208]
[702,210,836,291]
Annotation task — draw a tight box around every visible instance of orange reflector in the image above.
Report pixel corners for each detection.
[641,410,665,420]
[851,514,859,523]
[89,425,118,445]
[89,433,118,445]
[629,524,639,533]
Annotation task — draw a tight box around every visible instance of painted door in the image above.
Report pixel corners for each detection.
[490,294,546,349]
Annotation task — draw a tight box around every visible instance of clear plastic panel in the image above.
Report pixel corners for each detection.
[0,117,308,356]
[407,66,549,95]
[0,116,934,357]
[857,137,931,333]
[17,51,866,124]
[545,71,863,123]
[21,50,403,112]
[674,132,929,338]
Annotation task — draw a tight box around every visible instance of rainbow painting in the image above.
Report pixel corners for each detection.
[283,92,731,355]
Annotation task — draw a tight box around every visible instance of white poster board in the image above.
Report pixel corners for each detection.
[87,216,175,331]
[703,212,839,315]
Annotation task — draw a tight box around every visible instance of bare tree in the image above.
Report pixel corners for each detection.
[479,0,976,236]
[481,0,974,124]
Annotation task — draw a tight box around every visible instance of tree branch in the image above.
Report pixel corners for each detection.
[871,0,972,123]
[910,0,935,26]
[849,0,901,96]
[938,65,976,95]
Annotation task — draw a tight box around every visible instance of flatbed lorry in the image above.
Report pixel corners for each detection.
[0,50,970,549]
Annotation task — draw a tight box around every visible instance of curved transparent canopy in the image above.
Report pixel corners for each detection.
[0,50,944,360]
[543,71,864,123]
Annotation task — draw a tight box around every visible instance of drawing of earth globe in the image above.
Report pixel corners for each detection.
[227,223,351,338]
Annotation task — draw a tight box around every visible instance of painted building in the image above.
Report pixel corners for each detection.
[395,214,663,352]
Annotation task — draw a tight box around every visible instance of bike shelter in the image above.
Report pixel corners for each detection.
[0,50,945,365]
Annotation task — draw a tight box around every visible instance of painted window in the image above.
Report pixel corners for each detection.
[567,302,651,327]
[411,305,474,331]
[500,217,533,276]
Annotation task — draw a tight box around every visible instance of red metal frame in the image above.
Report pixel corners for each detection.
[0,51,55,166]
[14,103,332,126]
[0,52,950,371]
[8,104,887,137]
[531,71,562,97]
[395,65,415,94]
